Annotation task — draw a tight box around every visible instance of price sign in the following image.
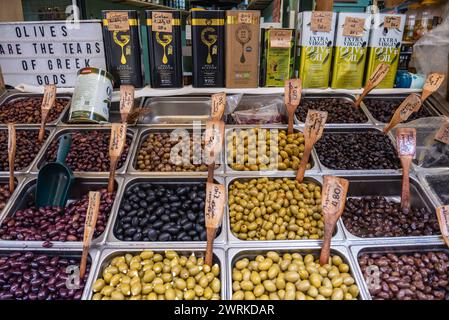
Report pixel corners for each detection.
[205,182,225,228]
[41,85,57,111]
[304,109,327,143]
[109,123,127,158]
[368,63,390,88]
[210,92,226,120]
[106,12,129,31]
[322,176,349,218]
[396,128,416,157]
[311,11,333,33]
[119,85,135,122]
[343,17,365,37]
[435,120,449,145]
[152,12,173,33]
[422,73,445,102]
[436,205,449,240]
[80,191,101,278]
[238,12,254,24]
[270,30,292,48]
[384,16,401,29]
[284,79,302,106]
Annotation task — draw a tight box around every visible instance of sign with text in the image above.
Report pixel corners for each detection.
[0,21,105,87]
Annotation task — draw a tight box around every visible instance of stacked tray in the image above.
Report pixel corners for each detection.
[0,90,448,300]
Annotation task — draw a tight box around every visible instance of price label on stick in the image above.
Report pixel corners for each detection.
[384,93,422,133]
[80,191,101,278]
[109,123,127,158]
[284,79,302,106]
[204,120,224,164]
[311,11,333,33]
[322,176,349,218]
[42,85,56,111]
[435,120,449,145]
[304,110,328,143]
[396,128,416,158]
[422,73,445,102]
[7,124,16,159]
[119,85,135,123]
[205,182,225,228]
[437,205,449,238]
[210,92,226,120]
[368,63,390,88]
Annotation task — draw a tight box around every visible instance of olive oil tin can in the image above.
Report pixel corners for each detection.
[146,10,183,88]
[260,28,295,87]
[102,10,143,88]
[192,10,225,88]
[68,67,113,124]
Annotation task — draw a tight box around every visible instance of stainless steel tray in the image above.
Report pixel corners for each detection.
[0,92,72,127]
[0,175,125,249]
[224,125,321,175]
[0,246,100,300]
[361,94,442,126]
[105,175,227,247]
[349,242,449,300]
[293,93,375,127]
[127,126,224,176]
[339,174,441,244]
[0,174,26,220]
[225,175,346,246]
[85,247,227,300]
[227,245,370,300]
[417,171,449,207]
[32,126,138,175]
[315,126,401,175]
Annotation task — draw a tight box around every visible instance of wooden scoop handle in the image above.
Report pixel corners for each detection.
[319,220,335,265]
[296,145,312,182]
[400,156,412,213]
[205,227,216,267]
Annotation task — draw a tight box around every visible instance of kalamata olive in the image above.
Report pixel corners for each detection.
[365,98,431,123]
[296,98,367,123]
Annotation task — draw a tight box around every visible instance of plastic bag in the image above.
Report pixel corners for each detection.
[227,94,285,124]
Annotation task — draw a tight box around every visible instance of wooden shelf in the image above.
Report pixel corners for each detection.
[105,0,189,15]
[247,0,272,10]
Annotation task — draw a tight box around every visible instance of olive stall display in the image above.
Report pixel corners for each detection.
[342,196,439,238]
[364,98,432,123]
[232,252,360,300]
[0,130,48,171]
[229,178,323,241]
[359,251,449,300]
[0,189,115,245]
[295,98,368,124]
[114,183,219,242]
[0,251,90,300]
[315,130,401,170]
[427,175,449,204]
[0,184,13,211]
[135,132,212,172]
[91,250,221,300]
[0,97,68,124]
[227,129,312,171]
[43,131,131,172]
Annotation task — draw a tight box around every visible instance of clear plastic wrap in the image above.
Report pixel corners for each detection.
[226,94,285,125]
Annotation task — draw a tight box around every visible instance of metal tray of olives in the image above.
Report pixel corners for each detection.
[0,92,72,127]
[314,126,401,175]
[32,126,138,176]
[85,247,227,300]
[0,126,55,175]
[140,96,212,125]
[0,246,100,300]
[105,176,227,247]
[0,174,26,220]
[293,93,375,128]
[361,94,442,126]
[59,97,144,126]
[225,175,346,246]
[338,175,441,244]
[348,242,449,300]
[227,245,370,300]
[224,125,320,175]
[416,171,449,207]
[128,126,225,176]
[0,175,125,249]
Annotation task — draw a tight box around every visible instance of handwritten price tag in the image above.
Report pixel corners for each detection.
[435,120,449,145]
[210,92,226,120]
[284,79,302,106]
[422,73,445,102]
[119,85,135,122]
[205,120,224,163]
[384,16,401,29]
[205,182,225,228]
[304,109,327,143]
[106,11,130,31]
[436,205,449,239]
[109,123,127,157]
[238,12,254,24]
[399,94,422,120]
[83,191,101,243]
[396,128,416,157]
[311,11,333,33]
[270,29,292,48]
[153,12,173,33]
[369,63,390,87]
[42,85,56,111]
[343,17,365,37]
[322,176,349,218]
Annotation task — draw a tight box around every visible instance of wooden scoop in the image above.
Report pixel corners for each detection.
[205,120,224,184]
[436,205,449,248]
[7,124,16,193]
[296,110,327,182]
[383,93,422,134]
[80,191,101,279]
[284,79,302,135]
[0,66,5,91]
[38,85,56,142]
[204,182,225,267]
[210,92,226,121]
[434,119,449,145]
[421,73,445,103]
[108,123,127,193]
[319,176,349,266]
[396,128,416,213]
[354,63,390,108]
[119,85,135,123]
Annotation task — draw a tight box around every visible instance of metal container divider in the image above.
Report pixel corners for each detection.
[0,246,101,300]
[127,126,225,176]
[338,174,442,245]
[31,126,138,176]
[59,98,144,127]
[224,124,321,175]
[225,175,346,247]
[0,174,125,249]
[293,93,375,128]
[227,245,370,300]
[360,94,442,126]
[315,126,402,175]
[348,242,449,300]
[105,175,227,247]
[0,174,27,219]
[85,247,227,300]
[0,126,56,175]
[416,171,449,207]
[0,92,72,127]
